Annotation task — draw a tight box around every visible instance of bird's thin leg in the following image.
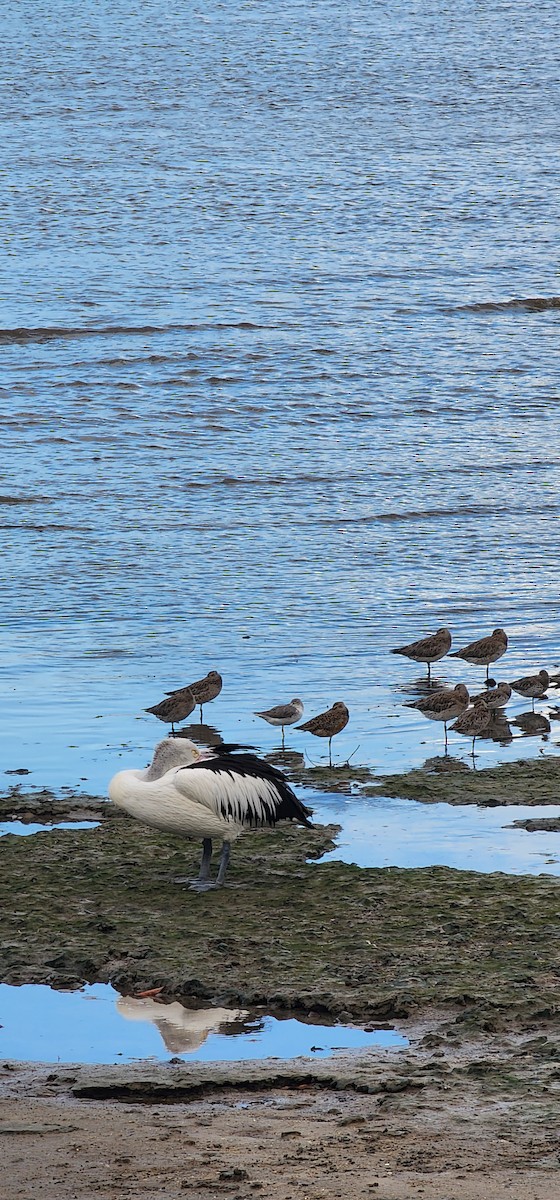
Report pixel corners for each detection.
[281,725,285,747]
[486,664,490,682]
[199,704,203,723]
[328,737,333,767]
[444,722,448,749]
[532,698,535,712]
[427,662,431,682]
[171,721,175,734]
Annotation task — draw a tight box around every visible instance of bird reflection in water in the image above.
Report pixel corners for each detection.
[264,748,306,771]
[116,996,252,1055]
[512,711,551,738]
[174,723,225,748]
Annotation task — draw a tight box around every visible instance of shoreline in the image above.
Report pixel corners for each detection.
[2,758,560,1197]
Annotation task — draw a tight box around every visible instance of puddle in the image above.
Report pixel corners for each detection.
[0,821,99,838]
[312,795,560,875]
[0,984,407,1065]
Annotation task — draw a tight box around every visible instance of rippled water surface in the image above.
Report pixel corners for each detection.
[2,1,560,791]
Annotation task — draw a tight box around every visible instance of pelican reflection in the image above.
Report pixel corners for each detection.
[116,997,250,1055]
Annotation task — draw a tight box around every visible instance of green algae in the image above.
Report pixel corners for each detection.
[2,804,560,1030]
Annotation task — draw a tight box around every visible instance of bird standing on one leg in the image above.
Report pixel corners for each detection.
[166,670,223,722]
[509,669,549,711]
[449,629,508,682]
[405,683,469,748]
[255,698,304,746]
[145,689,196,734]
[296,701,349,766]
[391,628,451,681]
[109,739,312,892]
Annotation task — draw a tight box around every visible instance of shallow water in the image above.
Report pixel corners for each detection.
[0,820,98,838]
[3,6,560,794]
[0,984,406,1065]
[312,796,560,876]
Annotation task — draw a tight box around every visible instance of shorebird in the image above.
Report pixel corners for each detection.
[404,683,469,746]
[296,701,349,766]
[510,669,549,711]
[449,629,508,681]
[145,689,195,733]
[166,671,223,722]
[450,696,491,754]
[391,628,451,680]
[473,681,512,712]
[255,699,304,746]
[109,739,312,891]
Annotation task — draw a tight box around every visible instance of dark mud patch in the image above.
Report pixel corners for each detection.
[509,817,560,833]
[364,756,560,808]
[2,800,560,1032]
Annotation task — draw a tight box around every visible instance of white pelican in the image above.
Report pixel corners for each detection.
[109,738,312,891]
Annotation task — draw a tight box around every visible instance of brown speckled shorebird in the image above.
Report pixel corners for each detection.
[450,696,491,754]
[145,689,196,734]
[474,680,512,712]
[167,670,223,722]
[405,683,469,747]
[255,699,304,747]
[510,669,549,711]
[296,701,349,766]
[449,628,508,681]
[391,627,451,680]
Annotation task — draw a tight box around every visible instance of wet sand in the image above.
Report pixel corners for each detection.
[2,758,560,1196]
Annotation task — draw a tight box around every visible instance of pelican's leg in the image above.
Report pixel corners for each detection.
[190,840,231,892]
[175,838,213,887]
[215,840,231,887]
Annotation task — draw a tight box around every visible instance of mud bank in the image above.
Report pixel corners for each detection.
[2,791,560,1028]
[2,1023,560,1200]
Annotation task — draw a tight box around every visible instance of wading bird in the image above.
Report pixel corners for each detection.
[391,628,451,680]
[255,698,304,746]
[296,701,349,766]
[450,696,491,755]
[509,669,549,710]
[449,629,508,681]
[145,689,196,733]
[167,670,223,722]
[404,682,469,747]
[109,738,312,892]
[473,680,512,712]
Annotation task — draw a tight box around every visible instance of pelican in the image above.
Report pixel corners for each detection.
[109,738,312,891]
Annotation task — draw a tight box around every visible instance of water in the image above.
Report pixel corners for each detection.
[2,3,560,792]
[0,984,407,1065]
[312,796,560,876]
[0,821,98,838]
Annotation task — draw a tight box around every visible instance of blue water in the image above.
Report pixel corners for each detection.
[2,1,560,792]
[0,983,407,1065]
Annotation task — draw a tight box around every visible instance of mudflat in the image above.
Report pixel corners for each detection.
[1,757,560,1197]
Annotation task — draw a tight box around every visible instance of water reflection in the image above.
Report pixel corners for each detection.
[116,997,250,1055]
[264,749,306,771]
[513,712,551,737]
[174,723,224,747]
